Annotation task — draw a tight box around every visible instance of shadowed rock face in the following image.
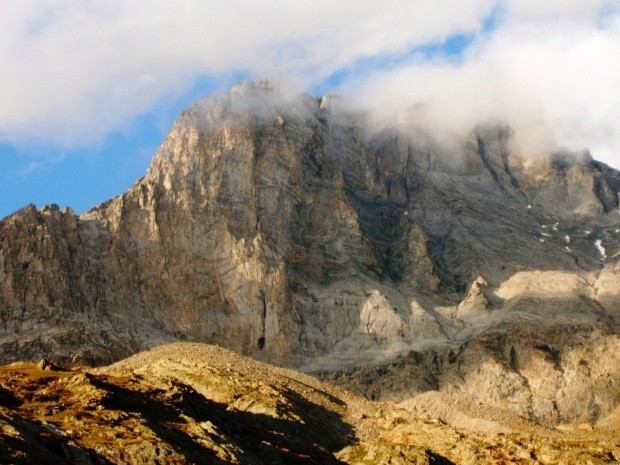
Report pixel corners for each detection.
[2,81,620,426]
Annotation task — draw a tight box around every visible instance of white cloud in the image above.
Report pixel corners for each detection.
[0,0,619,168]
[507,0,610,18]
[350,2,620,167]
[0,0,494,146]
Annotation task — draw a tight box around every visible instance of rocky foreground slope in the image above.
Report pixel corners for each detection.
[1,81,620,426]
[1,343,618,464]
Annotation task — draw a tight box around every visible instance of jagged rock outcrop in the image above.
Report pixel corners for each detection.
[1,81,620,426]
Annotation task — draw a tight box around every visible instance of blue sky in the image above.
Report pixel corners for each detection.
[0,75,240,218]
[1,1,619,219]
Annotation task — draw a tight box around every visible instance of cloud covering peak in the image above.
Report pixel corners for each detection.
[1,1,619,166]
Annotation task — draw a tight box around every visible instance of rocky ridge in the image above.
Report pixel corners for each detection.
[1,343,618,464]
[1,81,620,426]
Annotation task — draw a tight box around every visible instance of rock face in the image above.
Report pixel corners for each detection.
[1,81,620,426]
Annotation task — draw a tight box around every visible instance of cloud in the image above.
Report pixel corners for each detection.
[506,0,611,19]
[349,1,620,166]
[16,161,41,176]
[0,0,618,168]
[0,0,494,147]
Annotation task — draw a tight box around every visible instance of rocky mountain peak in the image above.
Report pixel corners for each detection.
[2,82,620,427]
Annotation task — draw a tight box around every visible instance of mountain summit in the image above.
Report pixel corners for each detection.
[1,81,620,426]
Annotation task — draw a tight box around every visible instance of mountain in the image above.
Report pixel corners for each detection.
[1,81,620,426]
[1,342,618,464]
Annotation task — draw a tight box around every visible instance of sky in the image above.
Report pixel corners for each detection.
[1,1,619,219]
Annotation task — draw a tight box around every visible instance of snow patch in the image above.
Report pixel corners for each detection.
[594,239,606,260]
[552,222,559,231]
[527,204,532,210]
[539,238,545,242]
[564,246,571,252]
[541,232,551,237]
[564,235,570,243]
